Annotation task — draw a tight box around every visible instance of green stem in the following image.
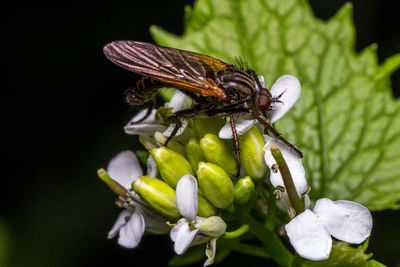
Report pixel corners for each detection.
[243,214,293,267]
[264,186,277,230]
[270,145,304,215]
[218,240,270,259]
[223,224,249,239]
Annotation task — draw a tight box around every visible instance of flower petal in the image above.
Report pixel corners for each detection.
[263,136,307,196]
[170,218,186,242]
[256,75,265,90]
[173,222,199,254]
[107,209,132,239]
[266,75,301,123]
[107,151,143,190]
[163,118,189,137]
[117,211,145,248]
[218,118,257,139]
[168,91,189,112]
[285,209,332,261]
[136,206,169,234]
[145,155,158,177]
[176,174,198,220]
[124,109,167,135]
[204,238,217,266]
[313,198,372,244]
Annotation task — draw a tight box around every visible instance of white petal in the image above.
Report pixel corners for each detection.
[124,109,167,135]
[266,75,301,123]
[204,238,217,266]
[117,211,145,248]
[107,209,132,239]
[173,222,199,254]
[107,151,143,190]
[145,155,158,177]
[163,118,189,137]
[218,118,257,139]
[168,91,189,112]
[313,198,372,244]
[263,136,307,196]
[285,209,332,261]
[176,174,198,220]
[256,75,265,91]
[125,123,167,136]
[136,206,169,234]
[170,218,186,242]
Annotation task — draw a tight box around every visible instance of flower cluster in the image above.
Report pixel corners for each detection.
[98,75,372,265]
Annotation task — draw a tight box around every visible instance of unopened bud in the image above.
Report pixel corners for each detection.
[191,118,226,139]
[154,132,185,156]
[197,216,227,237]
[196,162,234,209]
[184,137,206,173]
[200,134,237,176]
[234,176,255,205]
[150,146,194,188]
[132,176,179,218]
[239,126,267,180]
[197,195,217,218]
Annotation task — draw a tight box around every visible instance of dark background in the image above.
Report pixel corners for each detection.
[3,0,399,266]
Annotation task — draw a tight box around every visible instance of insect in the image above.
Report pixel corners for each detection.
[104,41,302,176]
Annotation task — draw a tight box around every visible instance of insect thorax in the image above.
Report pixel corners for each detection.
[216,67,255,103]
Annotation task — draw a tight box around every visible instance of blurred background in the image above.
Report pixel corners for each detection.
[3,0,399,266]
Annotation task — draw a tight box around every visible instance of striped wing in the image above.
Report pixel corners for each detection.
[103,41,228,99]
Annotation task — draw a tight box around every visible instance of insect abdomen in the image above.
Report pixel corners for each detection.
[124,77,164,105]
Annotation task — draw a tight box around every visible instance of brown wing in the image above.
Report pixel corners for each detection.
[103,41,229,99]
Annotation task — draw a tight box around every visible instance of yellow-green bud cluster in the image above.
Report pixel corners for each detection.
[116,124,266,221]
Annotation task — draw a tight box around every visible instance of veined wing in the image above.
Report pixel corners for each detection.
[103,41,228,99]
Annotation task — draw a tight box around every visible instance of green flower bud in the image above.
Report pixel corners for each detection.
[184,137,206,172]
[196,162,234,209]
[234,176,255,205]
[97,168,127,199]
[197,195,217,218]
[132,176,180,218]
[197,216,227,237]
[150,146,194,188]
[139,135,157,151]
[191,118,225,139]
[200,134,237,176]
[239,126,267,180]
[154,132,185,156]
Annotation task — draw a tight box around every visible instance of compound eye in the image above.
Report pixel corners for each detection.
[257,88,271,111]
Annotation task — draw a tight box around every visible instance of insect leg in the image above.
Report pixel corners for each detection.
[164,105,203,146]
[250,110,303,158]
[205,107,251,117]
[128,98,155,125]
[229,115,241,177]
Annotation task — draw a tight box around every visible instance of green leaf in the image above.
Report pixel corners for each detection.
[292,241,386,267]
[150,0,400,210]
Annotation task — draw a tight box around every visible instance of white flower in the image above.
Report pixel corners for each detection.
[219,75,301,139]
[106,151,169,248]
[124,92,189,137]
[263,135,309,210]
[285,198,373,261]
[170,175,226,266]
[263,135,308,196]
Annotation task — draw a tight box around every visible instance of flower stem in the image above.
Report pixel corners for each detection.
[218,239,270,259]
[97,168,127,198]
[223,224,249,239]
[264,186,277,230]
[242,214,293,267]
[270,145,304,215]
